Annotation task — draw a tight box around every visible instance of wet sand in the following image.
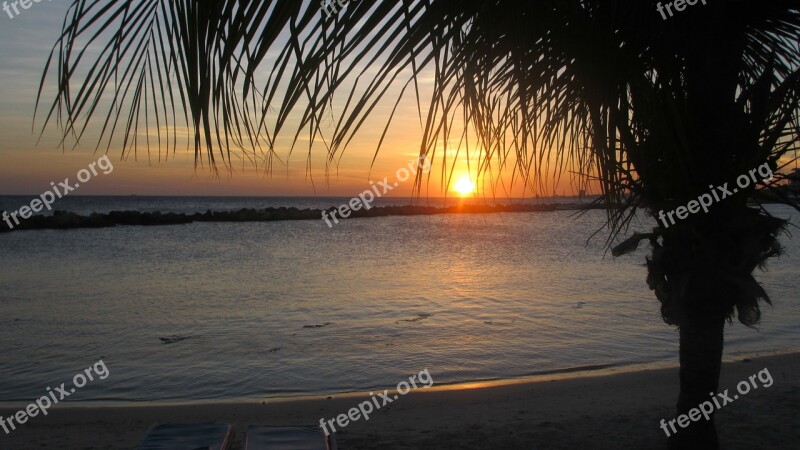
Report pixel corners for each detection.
[1,352,797,449]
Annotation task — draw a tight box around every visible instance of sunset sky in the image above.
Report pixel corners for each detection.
[0,2,584,199]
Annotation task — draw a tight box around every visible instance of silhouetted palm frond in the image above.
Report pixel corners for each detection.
[40,0,800,235]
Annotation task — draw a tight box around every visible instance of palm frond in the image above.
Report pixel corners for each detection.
[39,0,800,239]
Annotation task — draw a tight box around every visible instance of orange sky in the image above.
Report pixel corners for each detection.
[0,3,587,199]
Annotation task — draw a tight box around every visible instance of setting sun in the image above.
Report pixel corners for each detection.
[453,174,476,196]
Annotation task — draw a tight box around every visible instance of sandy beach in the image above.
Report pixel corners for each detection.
[1,352,797,449]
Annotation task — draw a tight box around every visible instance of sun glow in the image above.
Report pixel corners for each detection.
[453,174,476,196]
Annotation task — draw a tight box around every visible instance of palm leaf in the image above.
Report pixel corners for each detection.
[38,0,800,237]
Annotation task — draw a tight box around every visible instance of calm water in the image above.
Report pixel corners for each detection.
[0,197,798,403]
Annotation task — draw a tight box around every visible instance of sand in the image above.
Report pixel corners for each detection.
[1,352,798,449]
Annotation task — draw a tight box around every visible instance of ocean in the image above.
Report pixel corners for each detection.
[0,196,798,404]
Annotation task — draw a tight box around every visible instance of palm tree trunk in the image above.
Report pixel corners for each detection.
[668,313,725,449]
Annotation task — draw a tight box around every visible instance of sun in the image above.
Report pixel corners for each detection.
[453,174,476,196]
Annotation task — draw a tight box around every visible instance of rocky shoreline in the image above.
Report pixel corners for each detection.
[0,203,604,233]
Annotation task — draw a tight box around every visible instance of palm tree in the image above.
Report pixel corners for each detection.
[39,1,800,447]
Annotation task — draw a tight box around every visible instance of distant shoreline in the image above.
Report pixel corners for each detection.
[0,202,606,233]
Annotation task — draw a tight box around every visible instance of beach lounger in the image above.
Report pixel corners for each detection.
[138,423,235,450]
[244,426,337,450]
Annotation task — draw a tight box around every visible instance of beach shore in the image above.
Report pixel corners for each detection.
[1,352,797,449]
